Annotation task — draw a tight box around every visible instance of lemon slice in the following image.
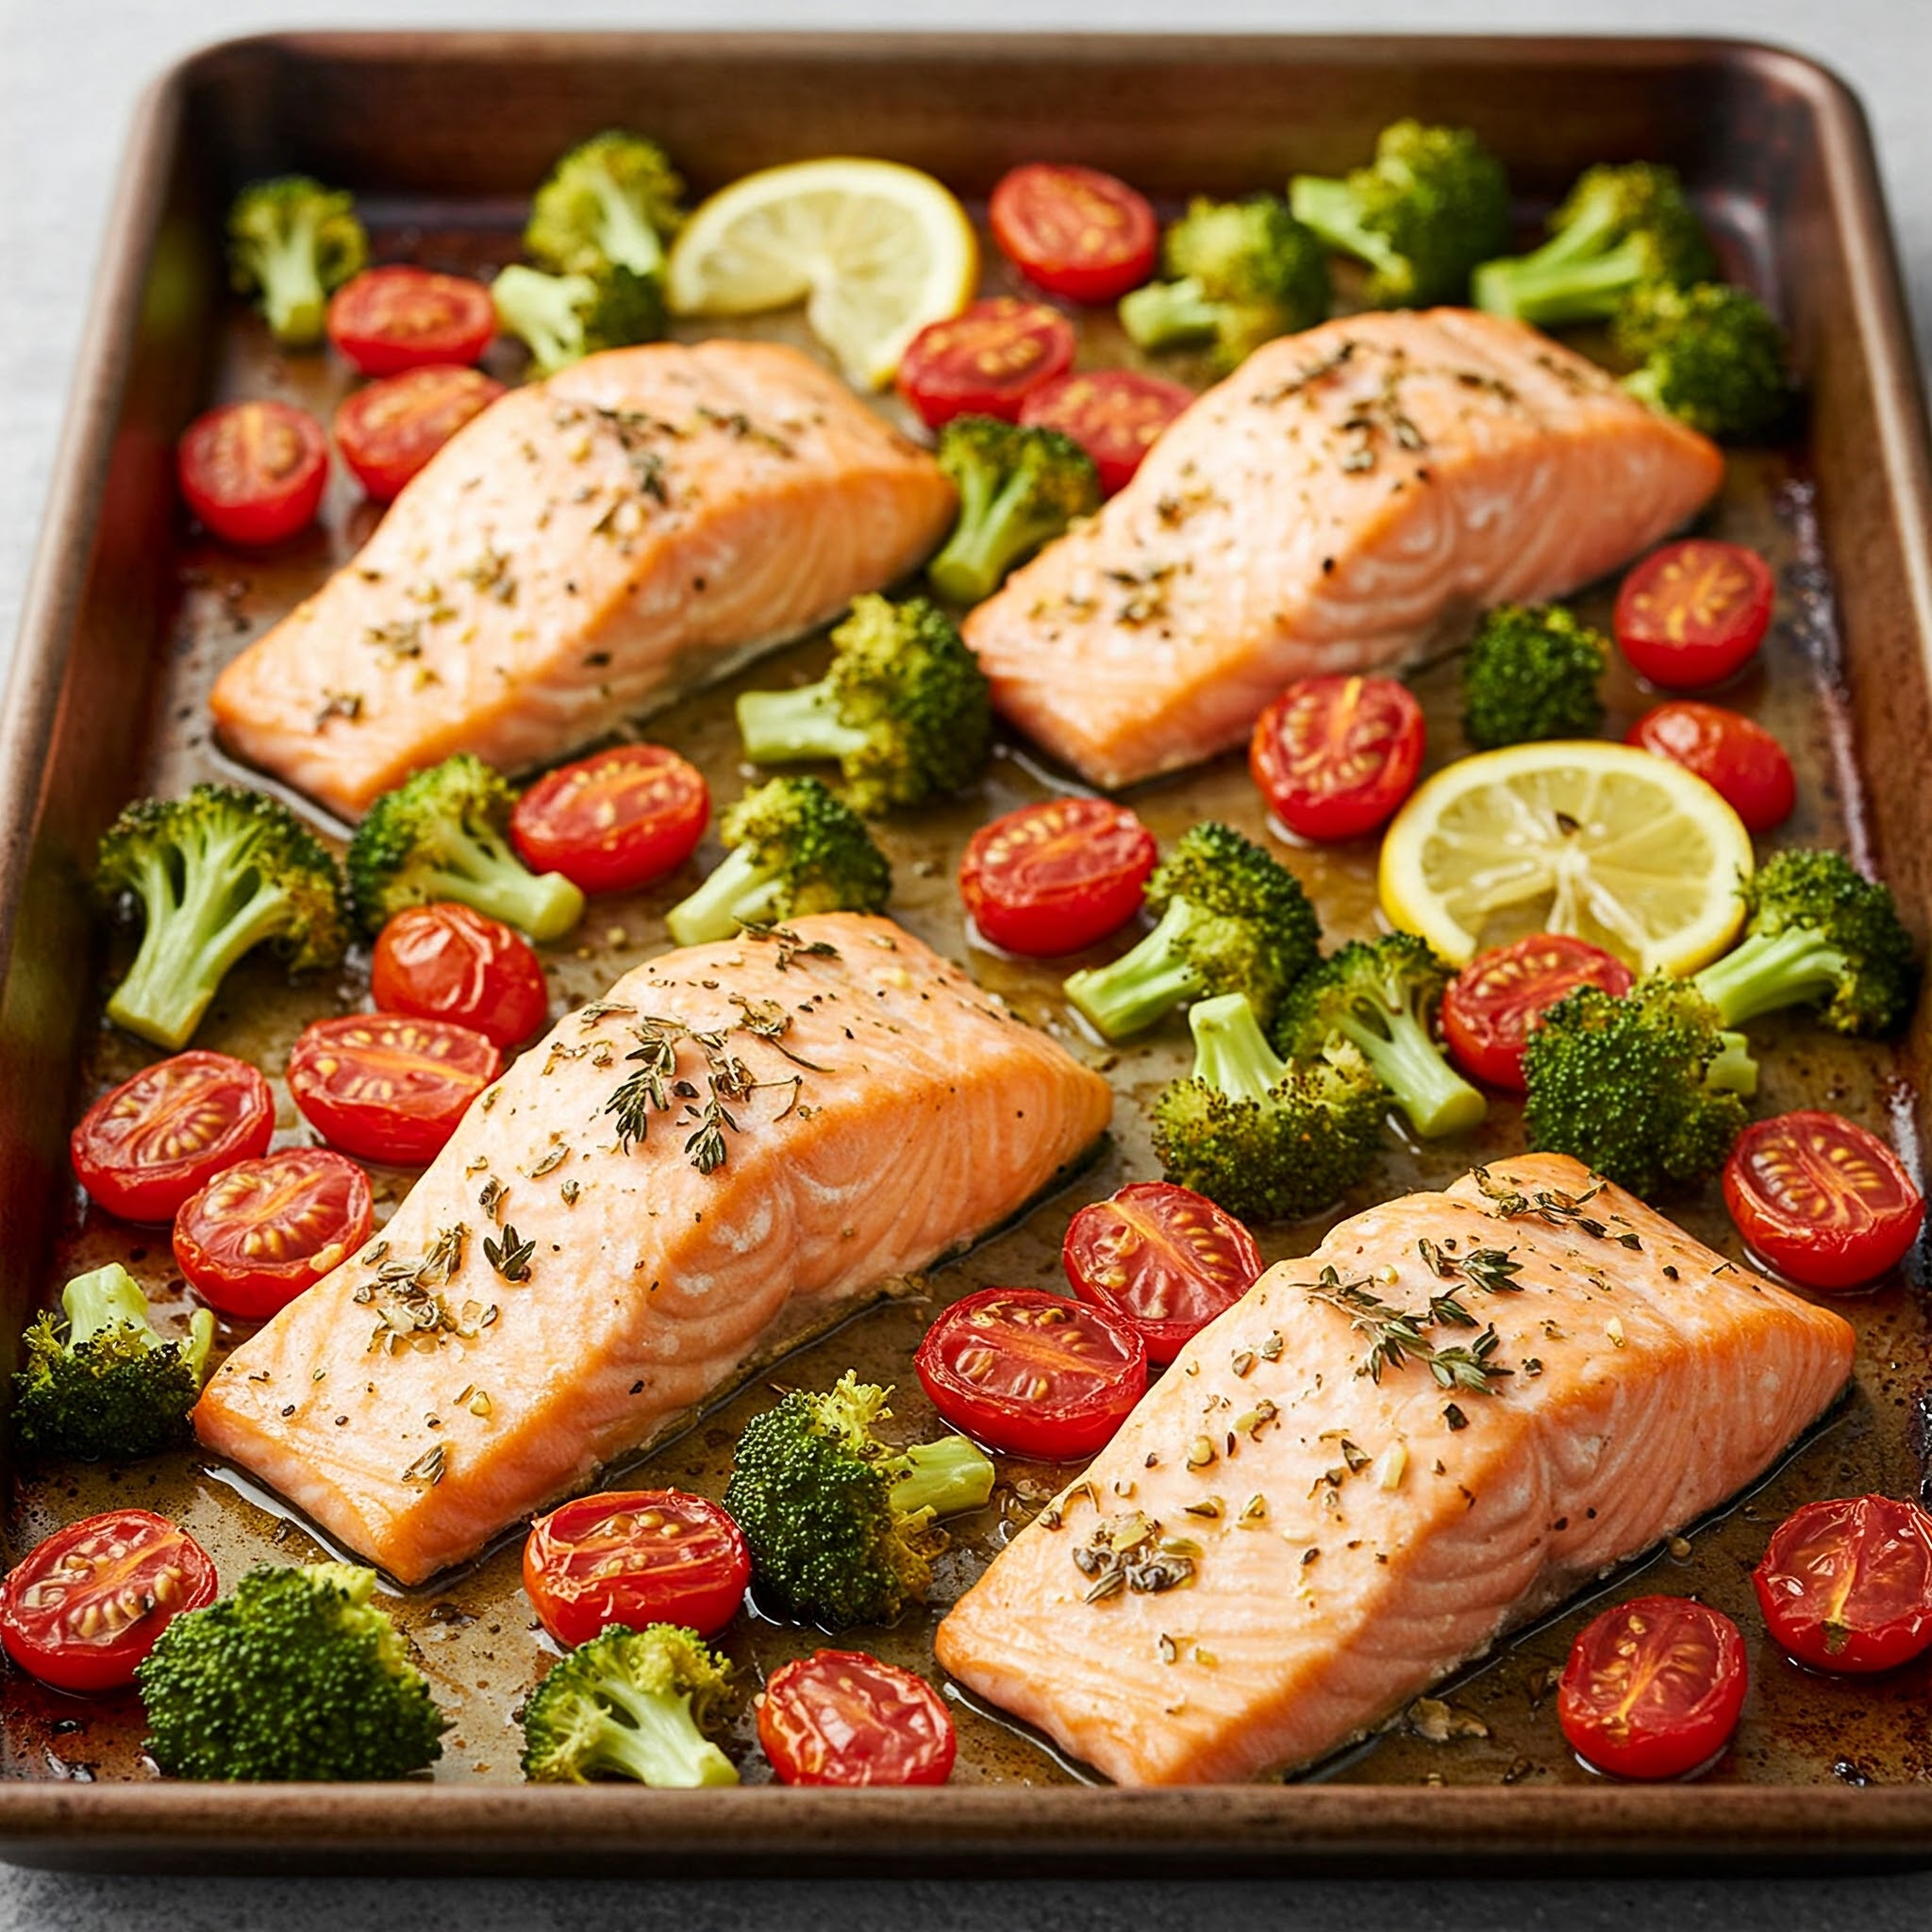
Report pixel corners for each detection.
[1378,741,1754,975]
[665,158,977,390]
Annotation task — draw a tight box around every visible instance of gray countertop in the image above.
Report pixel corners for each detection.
[3,0,1930,1924]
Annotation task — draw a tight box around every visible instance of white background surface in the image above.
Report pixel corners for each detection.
[4,0,1932,1924]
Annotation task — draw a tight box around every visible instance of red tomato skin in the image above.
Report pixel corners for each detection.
[1441,935,1637,1092]
[1626,703,1796,833]
[334,366,506,502]
[1724,1111,1925,1291]
[895,299,1076,429]
[958,799,1157,958]
[1250,675,1425,842]
[758,1650,957,1787]
[326,265,498,376]
[287,1013,503,1166]
[1614,541,1775,690]
[372,903,549,1047]
[70,1051,275,1224]
[510,745,711,895]
[989,164,1159,305]
[1018,371,1192,494]
[176,401,328,547]
[1753,1494,1932,1674]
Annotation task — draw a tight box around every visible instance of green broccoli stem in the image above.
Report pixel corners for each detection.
[491,267,589,375]
[590,1682,737,1789]
[1189,991,1289,1102]
[1707,1030,1760,1097]
[888,1434,996,1525]
[1288,176,1401,279]
[1471,236,1655,327]
[592,176,665,279]
[736,682,869,769]
[258,208,327,345]
[1118,277,1224,350]
[1335,1001,1487,1140]
[1062,898,1203,1041]
[1692,927,1849,1029]
[62,1263,160,1347]
[425,824,585,942]
[927,473,1055,606]
[664,843,785,947]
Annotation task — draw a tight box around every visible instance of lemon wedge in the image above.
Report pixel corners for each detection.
[1378,741,1754,975]
[665,158,977,390]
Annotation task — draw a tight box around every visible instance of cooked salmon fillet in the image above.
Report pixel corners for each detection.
[936,1154,1853,1785]
[193,914,1109,1584]
[965,310,1724,789]
[210,341,956,820]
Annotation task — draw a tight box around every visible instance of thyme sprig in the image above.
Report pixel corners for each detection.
[1471,1167,1642,1250]
[739,922,840,971]
[1305,1264,1510,1394]
[1418,1237,1524,1295]
[603,1009,810,1174]
[483,1224,535,1284]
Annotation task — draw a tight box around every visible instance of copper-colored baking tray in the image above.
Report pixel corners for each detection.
[4,29,1932,1874]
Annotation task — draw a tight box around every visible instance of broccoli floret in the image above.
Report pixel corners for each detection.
[347,753,584,942]
[520,1623,737,1787]
[1118,195,1330,370]
[1614,281,1793,441]
[525,131,685,282]
[1063,821,1321,1041]
[491,262,666,376]
[1691,848,1917,1037]
[664,776,891,948]
[1460,602,1608,750]
[927,416,1101,607]
[136,1561,446,1781]
[1472,162,1716,328]
[724,1372,994,1630]
[1290,120,1510,308]
[226,176,368,348]
[1522,977,1757,1198]
[1150,992,1384,1224]
[735,593,991,815]
[94,783,349,1051]
[1275,933,1488,1140]
[12,1264,213,1462]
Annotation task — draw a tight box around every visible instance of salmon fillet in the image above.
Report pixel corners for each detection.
[964,310,1724,790]
[193,914,1110,1585]
[210,341,956,820]
[935,1154,1853,1785]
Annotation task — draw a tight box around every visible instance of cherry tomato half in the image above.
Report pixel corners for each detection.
[326,264,498,377]
[989,163,1158,306]
[173,1148,374,1320]
[1614,540,1775,690]
[176,400,328,547]
[1441,935,1636,1092]
[509,744,710,895]
[1626,702,1795,834]
[1063,1181,1262,1366]
[915,1288,1146,1460]
[69,1051,274,1224]
[895,298,1076,430]
[335,365,505,502]
[958,798,1157,958]
[1557,1595,1748,1780]
[1251,675,1425,842]
[1754,1494,1932,1675]
[1723,1110,1924,1291]
[0,1509,217,1695]
[758,1650,957,1787]
[286,1012,502,1166]
[524,1491,751,1648]
[1019,370,1193,495]
[372,903,549,1048]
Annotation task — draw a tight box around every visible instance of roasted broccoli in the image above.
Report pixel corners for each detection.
[137,1561,447,1781]
[1118,195,1330,369]
[1691,848,1917,1037]
[724,1372,995,1631]
[735,593,991,814]
[1472,161,1716,328]
[525,131,685,281]
[1274,933,1488,1140]
[1290,119,1510,308]
[226,175,368,348]
[1460,602,1608,750]
[520,1623,737,1787]
[927,416,1101,607]
[1522,976,1756,1198]
[1150,991,1385,1224]
[1063,821,1321,1041]
[94,782,349,1051]
[1615,281,1793,441]
[347,753,584,942]
[490,262,665,375]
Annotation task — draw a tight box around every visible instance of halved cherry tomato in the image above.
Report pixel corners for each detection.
[0,1510,217,1695]
[989,163,1158,305]
[1441,935,1636,1092]
[1614,540,1775,690]
[1557,1595,1748,1780]
[287,1013,502,1166]
[1063,1181,1261,1365]
[524,1490,750,1648]
[335,365,506,502]
[1723,1110,1924,1291]
[914,1288,1146,1460]
[1626,702,1795,833]
[326,264,498,376]
[758,1650,956,1787]
[176,400,328,547]
[509,744,710,895]
[895,298,1076,429]
[1754,1494,1932,1675]
[1250,675,1425,841]
[173,1148,374,1320]
[958,798,1157,958]
[372,903,548,1048]
[69,1051,274,1224]
[1019,370,1193,494]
